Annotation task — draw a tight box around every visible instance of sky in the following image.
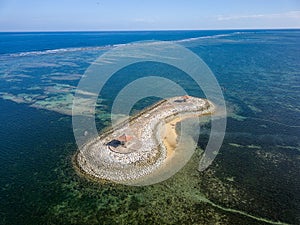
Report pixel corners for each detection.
[0,0,300,31]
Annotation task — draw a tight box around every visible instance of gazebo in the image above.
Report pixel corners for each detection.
[117,134,133,146]
[182,95,190,102]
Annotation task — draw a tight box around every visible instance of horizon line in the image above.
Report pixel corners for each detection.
[0,27,300,33]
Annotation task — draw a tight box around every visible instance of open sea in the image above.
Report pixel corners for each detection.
[0,30,299,225]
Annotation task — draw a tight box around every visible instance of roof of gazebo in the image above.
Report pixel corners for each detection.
[117,134,133,142]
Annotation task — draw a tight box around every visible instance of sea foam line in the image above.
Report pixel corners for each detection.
[4,31,246,58]
[174,31,247,43]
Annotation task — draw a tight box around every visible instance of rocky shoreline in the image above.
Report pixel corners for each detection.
[75,96,215,184]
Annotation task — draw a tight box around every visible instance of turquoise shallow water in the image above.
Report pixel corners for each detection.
[0,30,299,224]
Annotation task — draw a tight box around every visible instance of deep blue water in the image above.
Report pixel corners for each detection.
[0,29,292,55]
[0,30,299,224]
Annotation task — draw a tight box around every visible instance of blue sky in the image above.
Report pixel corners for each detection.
[1,0,300,31]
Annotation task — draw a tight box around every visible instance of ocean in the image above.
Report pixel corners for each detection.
[0,30,299,224]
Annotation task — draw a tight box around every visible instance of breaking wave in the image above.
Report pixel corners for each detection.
[4,31,247,58]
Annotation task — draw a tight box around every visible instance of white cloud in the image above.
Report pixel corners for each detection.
[217,10,300,21]
[132,18,157,24]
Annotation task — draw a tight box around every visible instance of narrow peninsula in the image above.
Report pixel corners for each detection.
[75,96,215,183]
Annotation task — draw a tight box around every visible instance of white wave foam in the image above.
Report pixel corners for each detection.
[7,45,113,57]
[174,32,246,43]
[4,31,249,58]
